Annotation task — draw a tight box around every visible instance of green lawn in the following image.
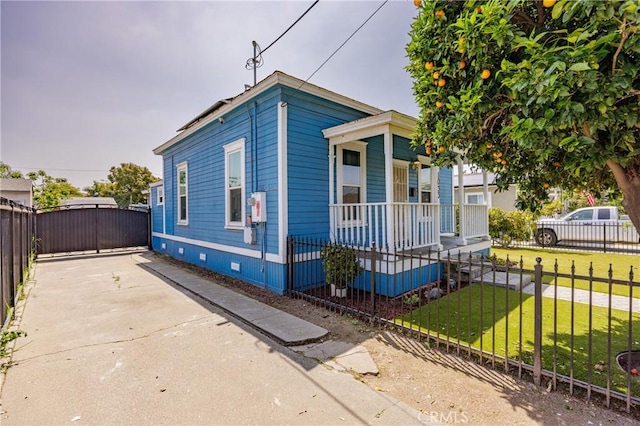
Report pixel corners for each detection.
[491,247,640,299]
[399,284,640,398]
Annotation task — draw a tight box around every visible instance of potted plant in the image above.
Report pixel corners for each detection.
[320,243,364,297]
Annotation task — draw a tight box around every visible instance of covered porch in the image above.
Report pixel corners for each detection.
[322,111,490,252]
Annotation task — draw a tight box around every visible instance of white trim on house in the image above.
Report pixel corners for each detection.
[176,162,188,226]
[153,71,383,155]
[322,110,416,142]
[277,102,288,259]
[153,232,284,264]
[224,138,246,230]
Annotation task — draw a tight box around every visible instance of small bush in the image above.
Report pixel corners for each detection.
[489,207,537,248]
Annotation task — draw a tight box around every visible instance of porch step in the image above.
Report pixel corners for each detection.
[472,271,532,291]
[457,264,487,281]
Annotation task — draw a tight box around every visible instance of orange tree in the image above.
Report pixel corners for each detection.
[406,0,640,231]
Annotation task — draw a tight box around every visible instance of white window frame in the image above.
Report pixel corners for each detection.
[466,192,485,205]
[224,138,246,230]
[336,141,367,226]
[416,156,433,204]
[176,162,188,225]
[156,186,164,206]
[392,159,410,203]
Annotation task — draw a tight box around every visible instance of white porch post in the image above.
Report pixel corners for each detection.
[482,168,490,240]
[457,157,467,245]
[328,143,335,243]
[384,130,393,250]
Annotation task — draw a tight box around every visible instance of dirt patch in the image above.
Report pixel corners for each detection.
[157,254,638,424]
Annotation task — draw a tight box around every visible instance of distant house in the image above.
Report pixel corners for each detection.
[0,178,33,207]
[149,71,491,295]
[59,197,118,208]
[454,168,518,212]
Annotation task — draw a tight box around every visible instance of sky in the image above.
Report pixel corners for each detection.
[1,0,420,189]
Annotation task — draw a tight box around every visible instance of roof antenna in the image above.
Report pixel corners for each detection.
[245,41,263,87]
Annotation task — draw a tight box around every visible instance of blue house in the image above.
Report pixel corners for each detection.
[150,71,491,295]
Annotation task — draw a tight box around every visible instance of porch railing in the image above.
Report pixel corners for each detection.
[330,202,489,249]
[330,202,440,249]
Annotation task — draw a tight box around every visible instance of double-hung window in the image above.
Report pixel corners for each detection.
[156,186,164,206]
[224,138,245,229]
[337,142,367,223]
[176,162,188,225]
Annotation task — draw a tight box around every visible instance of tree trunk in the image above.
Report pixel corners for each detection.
[606,159,640,235]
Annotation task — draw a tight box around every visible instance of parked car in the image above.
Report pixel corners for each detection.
[535,206,639,246]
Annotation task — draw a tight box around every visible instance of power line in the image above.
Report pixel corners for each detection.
[12,166,110,173]
[282,0,389,104]
[246,0,320,85]
[262,0,319,55]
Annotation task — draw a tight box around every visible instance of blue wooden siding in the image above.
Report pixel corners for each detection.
[150,186,164,234]
[290,255,443,297]
[159,88,280,253]
[439,167,455,233]
[284,87,370,239]
[153,236,287,293]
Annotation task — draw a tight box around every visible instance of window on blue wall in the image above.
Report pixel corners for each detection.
[337,141,367,222]
[176,162,188,225]
[420,166,431,203]
[157,186,164,206]
[224,138,245,229]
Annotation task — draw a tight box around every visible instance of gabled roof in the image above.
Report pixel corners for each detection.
[153,71,384,155]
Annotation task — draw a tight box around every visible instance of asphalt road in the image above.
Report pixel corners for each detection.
[0,251,426,425]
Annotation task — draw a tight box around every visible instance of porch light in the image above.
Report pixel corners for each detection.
[411,160,422,170]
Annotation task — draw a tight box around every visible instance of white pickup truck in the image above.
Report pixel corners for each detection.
[535,206,639,246]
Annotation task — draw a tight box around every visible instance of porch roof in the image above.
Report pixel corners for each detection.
[321,110,416,145]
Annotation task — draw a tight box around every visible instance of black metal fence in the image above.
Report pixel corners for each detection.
[287,236,640,413]
[523,222,640,254]
[0,198,36,327]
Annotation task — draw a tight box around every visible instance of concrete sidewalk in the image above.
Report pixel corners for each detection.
[0,251,425,425]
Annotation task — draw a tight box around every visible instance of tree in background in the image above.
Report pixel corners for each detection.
[0,162,25,179]
[27,170,82,210]
[407,1,639,231]
[106,163,159,207]
[83,180,116,199]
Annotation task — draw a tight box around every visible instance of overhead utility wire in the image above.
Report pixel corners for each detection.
[282,0,389,104]
[262,0,319,55]
[246,0,319,85]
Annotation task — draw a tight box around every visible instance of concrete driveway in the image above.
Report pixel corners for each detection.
[0,251,425,425]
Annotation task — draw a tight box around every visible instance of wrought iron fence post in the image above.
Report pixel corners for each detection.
[602,223,607,253]
[534,256,543,386]
[286,236,293,295]
[370,244,376,318]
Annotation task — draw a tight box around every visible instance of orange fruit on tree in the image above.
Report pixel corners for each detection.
[436,100,443,108]
[553,161,561,167]
[459,60,466,70]
[425,61,434,70]
[438,145,446,153]
[543,0,556,8]
[481,69,491,79]
[543,182,549,189]
[501,159,507,166]
[414,0,421,7]
[426,147,432,155]
[486,143,493,149]
[432,71,440,79]
[435,10,445,17]
[631,368,638,375]
[476,5,482,13]
[437,78,446,87]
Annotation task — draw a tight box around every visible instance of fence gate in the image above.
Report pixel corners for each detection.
[36,206,150,255]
